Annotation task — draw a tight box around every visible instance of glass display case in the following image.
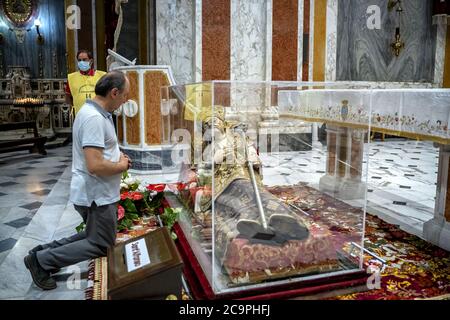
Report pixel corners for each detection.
[160,81,373,298]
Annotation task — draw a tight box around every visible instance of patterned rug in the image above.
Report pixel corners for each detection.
[86,185,450,300]
[332,214,450,300]
[268,184,450,300]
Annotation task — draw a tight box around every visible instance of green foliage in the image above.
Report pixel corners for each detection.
[76,222,86,233]
[160,207,181,231]
[118,218,133,232]
[122,198,138,214]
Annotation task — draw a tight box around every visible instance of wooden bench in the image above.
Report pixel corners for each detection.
[0,121,47,155]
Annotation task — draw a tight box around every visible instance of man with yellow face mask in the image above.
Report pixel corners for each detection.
[65,50,106,116]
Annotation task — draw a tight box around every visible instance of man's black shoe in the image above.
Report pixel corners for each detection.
[28,245,44,255]
[28,245,60,273]
[24,253,57,290]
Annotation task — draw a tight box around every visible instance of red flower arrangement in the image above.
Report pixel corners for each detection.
[77,172,179,236]
[117,183,165,232]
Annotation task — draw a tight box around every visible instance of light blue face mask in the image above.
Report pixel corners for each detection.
[78,61,91,72]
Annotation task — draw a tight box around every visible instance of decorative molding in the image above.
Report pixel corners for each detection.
[38,48,43,78]
[0,0,38,28]
[53,50,58,78]
[433,14,448,26]
[0,66,70,133]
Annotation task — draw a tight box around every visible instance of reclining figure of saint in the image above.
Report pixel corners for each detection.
[195,110,310,248]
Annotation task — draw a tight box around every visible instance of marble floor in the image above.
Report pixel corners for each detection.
[260,138,438,238]
[0,138,440,300]
[0,146,88,300]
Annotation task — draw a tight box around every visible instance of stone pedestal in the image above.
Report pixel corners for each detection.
[311,122,322,149]
[258,107,312,152]
[319,125,366,200]
[424,145,450,251]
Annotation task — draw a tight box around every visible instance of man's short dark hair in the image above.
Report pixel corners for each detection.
[95,71,127,97]
[76,49,93,60]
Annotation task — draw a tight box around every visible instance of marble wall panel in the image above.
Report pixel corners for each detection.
[202,0,230,81]
[433,16,448,86]
[144,71,170,145]
[326,0,338,81]
[231,0,267,81]
[156,0,194,85]
[125,71,141,145]
[337,0,435,82]
[272,0,298,81]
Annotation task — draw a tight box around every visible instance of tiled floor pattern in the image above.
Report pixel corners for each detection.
[0,146,88,300]
[0,147,72,265]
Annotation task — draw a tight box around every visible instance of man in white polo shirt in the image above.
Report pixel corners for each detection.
[24,71,131,290]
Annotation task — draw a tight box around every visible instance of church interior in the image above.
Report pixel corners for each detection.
[0,0,450,301]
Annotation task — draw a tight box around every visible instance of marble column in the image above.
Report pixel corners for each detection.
[433,15,448,87]
[231,0,267,81]
[194,0,202,82]
[424,144,450,251]
[297,0,304,82]
[325,0,338,82]
[308,0,314,82]
[312,122,321,148]
[326,129,337,176]
[156,0,195,85]
[319,125,366,200]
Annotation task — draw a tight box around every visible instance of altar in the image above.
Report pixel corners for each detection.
[0,66,71,142]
